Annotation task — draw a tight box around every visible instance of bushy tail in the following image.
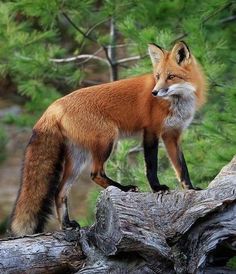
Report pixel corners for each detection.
[10,125,65,236]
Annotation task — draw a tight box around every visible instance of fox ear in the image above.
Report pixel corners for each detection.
[148,43,164,66]
[171,41,190,65]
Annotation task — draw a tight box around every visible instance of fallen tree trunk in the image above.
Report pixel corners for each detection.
[1,156,236,274]
[0,230,85,273]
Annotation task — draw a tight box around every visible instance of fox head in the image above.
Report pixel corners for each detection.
[148,41,200,100]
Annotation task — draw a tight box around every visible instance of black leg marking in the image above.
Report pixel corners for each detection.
[179,150,200,190]
[91,140,138,192]
[143,131,169,192]
[101,171,138,192]
[62,198,80,230]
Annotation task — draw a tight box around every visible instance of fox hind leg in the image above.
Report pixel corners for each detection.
[90,141,138,192]
[55,144,89,230]
[55,178,80,230]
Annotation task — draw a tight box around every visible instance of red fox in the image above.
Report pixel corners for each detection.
[10,41,207,236]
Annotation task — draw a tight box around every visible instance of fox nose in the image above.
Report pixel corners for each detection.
[152,88,169,97]
[152,90,159,96]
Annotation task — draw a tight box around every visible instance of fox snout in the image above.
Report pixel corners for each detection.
[152,83,196,99]
[152,88,169,97]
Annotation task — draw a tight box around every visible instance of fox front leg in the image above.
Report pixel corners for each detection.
[143,130,169,192]
[162,131,200,190]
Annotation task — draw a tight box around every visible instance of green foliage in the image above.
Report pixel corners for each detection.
[0,1,84,119]
[0,1,235,235]
[79,187,100,227]
[228,256,236,269]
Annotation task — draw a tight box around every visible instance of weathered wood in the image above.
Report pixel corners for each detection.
[0,230,85,274]
[84,156,236,273]
[0,156,236,274]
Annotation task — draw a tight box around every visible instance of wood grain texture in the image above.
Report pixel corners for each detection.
[83,156,236,274]
[0,230,85,274]
[1,156,236,274]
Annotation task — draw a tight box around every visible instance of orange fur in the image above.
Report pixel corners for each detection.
[10,125,64,236]
[10,42,207,236]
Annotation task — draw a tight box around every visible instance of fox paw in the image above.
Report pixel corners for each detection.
[62,220,80,230]
[152,184,169,193]
[184,185,202,191]
[122,185,139,192]
[192,186,202,191]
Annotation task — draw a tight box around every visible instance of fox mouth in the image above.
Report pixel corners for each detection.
[152,88,168,97]
[152,88,172,98]
[152,83,196,99]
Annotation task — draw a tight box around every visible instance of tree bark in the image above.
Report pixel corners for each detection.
[0,156,236,274]
[0,230,85,274]
[108,17,118,81]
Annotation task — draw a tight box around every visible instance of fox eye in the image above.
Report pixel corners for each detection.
[156,74,160,80]
[167,74,175,80]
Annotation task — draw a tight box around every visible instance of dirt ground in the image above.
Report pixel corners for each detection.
[0,124,95,236]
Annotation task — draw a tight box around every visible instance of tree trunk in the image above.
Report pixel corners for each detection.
[0,230,85,274]
[1,156,236,274]
[108,17,118,81]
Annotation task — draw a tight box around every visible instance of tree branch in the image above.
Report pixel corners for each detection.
[50,54,109,64]
[85,18,109,38]
[116,55,143,64]
[62,12,97,44]
[49,47,109,66]
[16,12,142,80]
[79,18,109,51]
[61,12,115,78]
[202,2,233,24]
[220,15,236,24]
[15,50,142,67]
